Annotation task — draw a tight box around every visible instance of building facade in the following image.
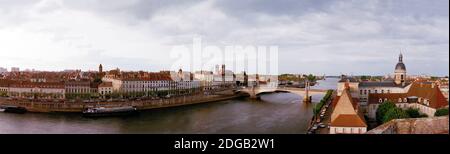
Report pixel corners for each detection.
[330,83,367,134]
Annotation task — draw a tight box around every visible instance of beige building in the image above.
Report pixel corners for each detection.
[8,81,65,99]
[330,83,367,134]
[98,82,113,96]
[368,82,449,119]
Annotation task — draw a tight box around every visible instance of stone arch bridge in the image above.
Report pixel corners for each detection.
[237,87,328,99]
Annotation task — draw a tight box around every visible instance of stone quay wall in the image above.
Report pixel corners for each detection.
[0,92,248,113]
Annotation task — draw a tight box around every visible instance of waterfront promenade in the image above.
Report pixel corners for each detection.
[0,90,248,113]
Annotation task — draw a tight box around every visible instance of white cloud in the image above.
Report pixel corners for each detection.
[0,0,448,75]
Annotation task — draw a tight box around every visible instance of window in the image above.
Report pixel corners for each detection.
[381,90,384,93]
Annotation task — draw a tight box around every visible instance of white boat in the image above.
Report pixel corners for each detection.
[82,106,138,117]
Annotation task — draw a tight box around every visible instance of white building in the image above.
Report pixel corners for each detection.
[337,53,414,115]
[98,82,113,96]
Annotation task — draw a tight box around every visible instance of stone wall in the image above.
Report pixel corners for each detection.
[366,116,449,134]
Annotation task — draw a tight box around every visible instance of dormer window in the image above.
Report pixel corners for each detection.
[398,98,402,103]
[379,98,383,103]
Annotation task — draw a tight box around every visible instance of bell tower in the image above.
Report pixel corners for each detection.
[99,64,103,73]
[394,53,407,85]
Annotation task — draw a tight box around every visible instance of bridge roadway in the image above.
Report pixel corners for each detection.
[238,86,328,99]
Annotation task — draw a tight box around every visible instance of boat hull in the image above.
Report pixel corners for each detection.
[82,110,139,117]
[3,107,27,114]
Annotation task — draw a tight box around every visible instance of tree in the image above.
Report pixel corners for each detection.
[93,77,102,84]
[306,74,316,82]
[376,101,396,124]
[405,108,420,118]
[434,108,449,117]
[382,107,410,123]
[360,75,370,81]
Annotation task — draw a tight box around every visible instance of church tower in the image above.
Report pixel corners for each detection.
[394,53,406,85]
[99,64,103,73]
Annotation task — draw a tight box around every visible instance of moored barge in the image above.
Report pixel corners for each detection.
[0,105,27,114]
[82,106,138,117]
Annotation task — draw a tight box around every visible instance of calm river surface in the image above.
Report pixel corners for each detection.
[0,78,338,134]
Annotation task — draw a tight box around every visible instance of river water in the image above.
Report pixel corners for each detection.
[0,78,339,134]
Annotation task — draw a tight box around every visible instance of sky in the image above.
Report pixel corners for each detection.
[0,0,448,76]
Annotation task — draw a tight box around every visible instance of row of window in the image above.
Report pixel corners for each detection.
[360,89,391,95]
[66,88,92,93]
[332,127,365,134]
[122,84,200,89]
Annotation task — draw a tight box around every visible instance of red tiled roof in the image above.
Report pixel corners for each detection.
[9,81,64,89]
[407,82,448,109]
[331,114,367,127]
[98,82,113,88]
[0,79,15,87]
[368,82,449,109]
[368,93,408,104]
[119,72,173,81]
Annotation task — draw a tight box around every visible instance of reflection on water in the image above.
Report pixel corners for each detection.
[0,78,338,134]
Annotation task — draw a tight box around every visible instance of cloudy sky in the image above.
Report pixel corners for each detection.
[0,0,448,76]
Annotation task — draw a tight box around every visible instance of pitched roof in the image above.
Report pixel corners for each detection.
[407,82,448,109]
[9,81,65,89]
[331,89,359,122]
[330,87,367,128]
[98,82,113,88]
[368,93,408,104]
[331,114,367,127]
[368,82,449,109]
[0,79,15,87]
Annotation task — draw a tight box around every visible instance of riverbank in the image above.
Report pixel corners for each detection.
[0,91,249,113]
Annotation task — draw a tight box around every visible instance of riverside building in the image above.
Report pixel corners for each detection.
[336,53,449,120]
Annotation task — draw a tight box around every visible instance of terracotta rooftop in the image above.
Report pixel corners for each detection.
[331,114,367,127]
[98,82,113,88]
[368,82,449,109]
[9,81,65,89]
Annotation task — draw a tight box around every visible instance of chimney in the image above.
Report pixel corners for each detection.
[432,82,435,88]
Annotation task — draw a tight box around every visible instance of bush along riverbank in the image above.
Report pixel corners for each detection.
[313,89,333,115]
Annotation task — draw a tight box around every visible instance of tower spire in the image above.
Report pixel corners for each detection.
[399,52,403,63]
